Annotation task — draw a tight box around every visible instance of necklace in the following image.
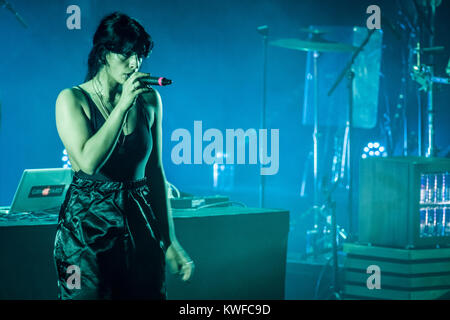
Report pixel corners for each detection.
[93,78,128,146]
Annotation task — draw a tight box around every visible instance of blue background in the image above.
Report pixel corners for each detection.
[1,0,449,257]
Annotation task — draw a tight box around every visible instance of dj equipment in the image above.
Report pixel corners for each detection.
[170,195,230,209]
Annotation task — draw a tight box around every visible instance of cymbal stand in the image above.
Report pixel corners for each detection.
[325,178,341,299]
[328,28,377,238]
[312,175,347,299]
[423,0,436,158]
[411,43,449,158]
[305,48,324,260]
[312,50,320,226]
[257,25,269,207]
[411,0,448,157]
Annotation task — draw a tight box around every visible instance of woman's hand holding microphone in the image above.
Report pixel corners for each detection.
[117,72,152,113]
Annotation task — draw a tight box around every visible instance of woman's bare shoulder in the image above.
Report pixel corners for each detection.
[140,88,162,115]
[56,85,86,105]
[55,84,91,120]
[140,87,160,104]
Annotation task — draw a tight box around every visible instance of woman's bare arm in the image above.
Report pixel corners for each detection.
[144,89,176,249]
[144,89,194,281]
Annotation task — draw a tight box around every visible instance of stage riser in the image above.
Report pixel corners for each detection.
[343,285,450,300]
[345,258,450,274]
[343,243,450,300]
[345,271,450,289]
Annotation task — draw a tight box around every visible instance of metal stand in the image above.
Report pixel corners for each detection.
[411,0,442,157]
[345,69,354,237]
[324,180,341,299]
[269,28,356,261]
[257,25,269,208]
[411,46,448,158]
[426,67,435,157]
[426,0,436,158]
[328,28,377,238]
[304,49,322,258]
[1,0,28,28]
[1,1,28,132]
[311,178,345,299]
[312,50,320,226]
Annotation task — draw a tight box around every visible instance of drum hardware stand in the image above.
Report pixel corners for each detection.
[328,28,377,239]
[323,178,341,299]
[398,0,423,156]
[299,172,348,299]
[314,28,378,292]
[312,49,320,233]
[310,175,347,299]
[257,25,269,208]
[269,28,356,260]
[411,42,448,158]
[401,41,409,156]
[411,0,448,157]
[300,151,313,198]
[301,46,335,260]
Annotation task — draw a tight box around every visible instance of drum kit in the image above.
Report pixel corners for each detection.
[271,26,359,199]
[268,26,362,300]
[264,1,449,299]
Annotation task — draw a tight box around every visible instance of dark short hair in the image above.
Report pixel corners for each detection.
[85,12,153,81]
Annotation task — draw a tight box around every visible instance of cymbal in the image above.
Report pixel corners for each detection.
[270,38,357,53]
[299,27,330,35]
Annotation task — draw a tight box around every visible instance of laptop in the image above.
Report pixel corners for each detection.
[0,168,73,214]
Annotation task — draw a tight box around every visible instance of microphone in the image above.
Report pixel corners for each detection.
[141,76,173,86]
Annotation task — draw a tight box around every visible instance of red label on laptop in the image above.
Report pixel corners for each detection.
[28,185,66,198]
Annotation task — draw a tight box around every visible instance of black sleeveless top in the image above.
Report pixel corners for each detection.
[74,86,153,182]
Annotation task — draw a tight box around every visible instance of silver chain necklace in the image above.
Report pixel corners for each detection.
[93,78,128,146]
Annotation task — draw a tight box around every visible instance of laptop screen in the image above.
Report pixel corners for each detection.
[9,168,73,213]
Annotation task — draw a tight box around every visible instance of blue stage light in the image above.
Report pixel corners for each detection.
[62,149,71,168]
[362,142,388,158]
